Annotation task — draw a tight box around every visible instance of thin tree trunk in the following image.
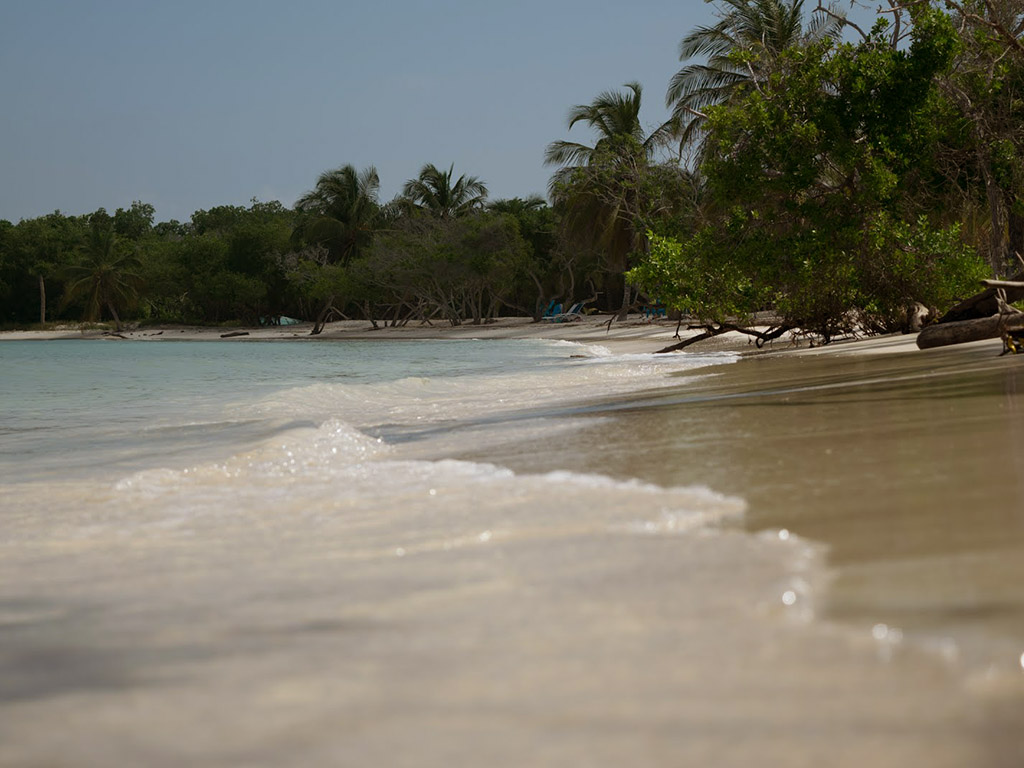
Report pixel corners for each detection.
[311,295,335,335]
[471,288,483,325]
[106,301,122,332]
[617,283,631,321]
[364,301,379,330]
[981,154,1008,276]
[38,274,46,325]
[1008,207,1024,265]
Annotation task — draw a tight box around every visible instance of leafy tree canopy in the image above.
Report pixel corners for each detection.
[631,6,987,337]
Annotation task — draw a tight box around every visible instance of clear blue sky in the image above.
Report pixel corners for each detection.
[0,0,877,224]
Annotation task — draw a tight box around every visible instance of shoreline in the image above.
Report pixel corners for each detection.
[0,315,951,359]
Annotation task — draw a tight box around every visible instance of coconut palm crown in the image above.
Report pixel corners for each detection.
[401,163,488,218]
[666,0,844,152]
[544,81,675,180]
[295,164,382,264]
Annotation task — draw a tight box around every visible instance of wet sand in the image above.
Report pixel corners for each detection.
[470,333,1024,765]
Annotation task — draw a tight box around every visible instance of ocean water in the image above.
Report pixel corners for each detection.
[0,339,734,483]
[1,338,1022,767]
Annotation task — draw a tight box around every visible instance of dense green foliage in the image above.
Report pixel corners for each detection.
[0,191,571,329]
[2,2,1021,339]
[630,2,1010,337]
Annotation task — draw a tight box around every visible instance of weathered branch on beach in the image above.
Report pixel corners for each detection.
[220,331,250,338]
[654,325,732,353]
[654,322,793,354]
[981,279,1024,291]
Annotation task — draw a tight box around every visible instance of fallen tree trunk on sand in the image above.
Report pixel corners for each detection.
[918,273,1024,350]
[937,271,1024,323]
[917,310,1024,349]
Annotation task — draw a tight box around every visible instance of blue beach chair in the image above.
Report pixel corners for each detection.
[549,302,585,323]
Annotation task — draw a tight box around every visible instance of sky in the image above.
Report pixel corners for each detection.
[1,0,877,225]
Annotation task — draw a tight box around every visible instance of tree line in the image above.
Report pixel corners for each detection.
[2,0,1022,340]
[0,172,574,332]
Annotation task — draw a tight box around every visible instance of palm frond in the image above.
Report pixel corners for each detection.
[667,63,748,108]
[668,0,838,155]
[544,140,596,167]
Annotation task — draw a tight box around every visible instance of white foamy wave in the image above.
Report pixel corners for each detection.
[245,348,739,429]
[115,418,388,494]
[578,349,739,367]
[547,340,615,357]
[110,430,746,557]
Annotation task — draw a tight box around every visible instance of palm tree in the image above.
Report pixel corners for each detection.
[401,163,488,218]
[666,0,843,152]
[545,81,675,172]
[62,218,142,331]
[545,82,676,318]
[295,165,382,264]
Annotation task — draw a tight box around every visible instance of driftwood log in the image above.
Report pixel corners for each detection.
[219,331,250,338]
[918,272,1024,350]
[981,279,1024,291]
[917,312,1024,349]
[937,270,1024,323]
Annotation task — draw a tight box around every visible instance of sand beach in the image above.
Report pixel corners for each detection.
[2,317,1023,766]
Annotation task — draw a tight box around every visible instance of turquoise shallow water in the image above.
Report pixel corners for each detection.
[0,339,576,482]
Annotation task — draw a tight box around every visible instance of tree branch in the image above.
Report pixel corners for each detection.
[815,1,867,41]
[942,0,1024,56]
[654,322,793,353]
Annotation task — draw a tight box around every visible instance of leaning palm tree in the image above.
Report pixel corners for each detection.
[545,82,677,318]
[401,163,488,218]
[295,164,382,264]
[62,222,142,331]
[667,0,843,152]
